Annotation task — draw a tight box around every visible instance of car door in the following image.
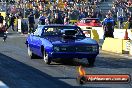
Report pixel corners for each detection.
[27,33,35,53]
[30,26,43,56]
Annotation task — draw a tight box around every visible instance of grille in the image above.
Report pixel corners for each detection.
[59,46,93,52]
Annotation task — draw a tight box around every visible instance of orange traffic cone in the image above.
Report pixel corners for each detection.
[124,29,129,40]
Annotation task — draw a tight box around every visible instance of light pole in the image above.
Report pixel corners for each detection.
[23,0,25,18]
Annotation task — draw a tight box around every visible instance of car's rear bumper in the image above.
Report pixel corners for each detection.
[48,52,99,59]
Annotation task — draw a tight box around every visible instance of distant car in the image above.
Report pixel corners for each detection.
[25,24,99,66]
[76,18,102,27]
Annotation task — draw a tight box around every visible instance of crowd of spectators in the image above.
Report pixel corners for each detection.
[0,0,112,23]
[2,0,106,21]
[108,0,132,21]
[1,0,132,23]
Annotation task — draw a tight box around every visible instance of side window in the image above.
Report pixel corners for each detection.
[46,28,54,32]
[44,28,54,35]
[42,27,62,36]
[85,19,91,23]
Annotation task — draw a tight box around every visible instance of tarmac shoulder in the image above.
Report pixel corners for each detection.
[100,50,132,59]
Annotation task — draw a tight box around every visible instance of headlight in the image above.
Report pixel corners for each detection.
[92,46,98,52]
[54,46,60,52]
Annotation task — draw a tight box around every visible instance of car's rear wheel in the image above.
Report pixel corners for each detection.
[43,50,51,65]
[28,45,36,59]
[87,58,96,67]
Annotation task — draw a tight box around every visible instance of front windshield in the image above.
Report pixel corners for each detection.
[42,26,84,36]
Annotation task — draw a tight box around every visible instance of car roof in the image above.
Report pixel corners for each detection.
[82,18,99,20]
[38,24,77,28]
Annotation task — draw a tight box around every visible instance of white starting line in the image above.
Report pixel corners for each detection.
[6,35,28,38]
[7,36,27,38]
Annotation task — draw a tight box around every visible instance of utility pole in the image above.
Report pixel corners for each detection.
[23,0,25,18]
[6,0,8,14]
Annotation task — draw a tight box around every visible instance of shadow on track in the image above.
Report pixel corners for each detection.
[0,53,70,88]
[51,58,90,67]
[0,53,109,88]
[33,57,92,67]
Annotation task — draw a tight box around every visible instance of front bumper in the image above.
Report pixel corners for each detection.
[48,52,99,59]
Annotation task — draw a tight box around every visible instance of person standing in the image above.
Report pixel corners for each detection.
[0,13,7,42]
[102,13,116,40]
[53,13,63,24]
[118,15,124,29]
[0,13,4,27]
[8,14,16,31]
[45,14,50,25]
[38,13,45,25]
[64,15,69,25]
[28,12,35,33]
[128,15,132,29]
[79,11,85,20]
[5,13,9,29]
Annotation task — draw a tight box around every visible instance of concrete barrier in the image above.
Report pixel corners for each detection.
[17,18,38,34]
[92,27,132,40]
[92,27,104,39]
[81,28,99,42]
[102,38,130,54]
[20,18,28,33]
[70,20,78,24]
[114,29,132,40]
[80,26,104,39]
[130,40,132,55]
[91,29,99,42]
[79,26,92,30]
[83,29,91,37]
[122,40,131,54]
[102,38,123,53]
[0,12,6,18]
[18,19,21,33]
[14,18,18,26]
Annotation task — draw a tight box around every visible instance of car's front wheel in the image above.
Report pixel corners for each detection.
[28,45,36,59]
[87,58,96,67]
[43,50,51,65]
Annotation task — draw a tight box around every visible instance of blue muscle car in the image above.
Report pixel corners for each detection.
[26,24,99,66]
